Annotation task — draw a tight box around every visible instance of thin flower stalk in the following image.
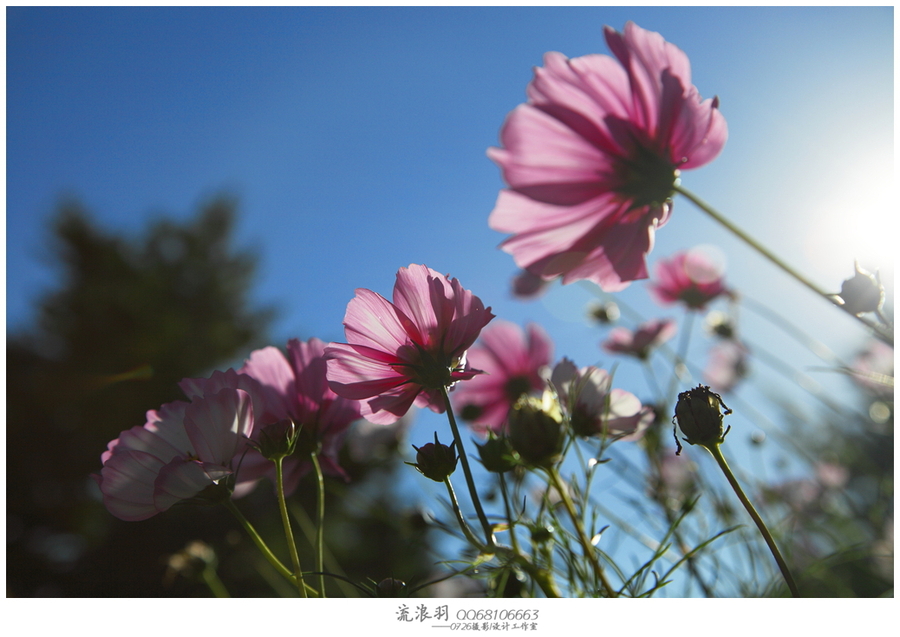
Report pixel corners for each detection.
[498,473,521,555]
[444,476,561,598]
[705,443,799,597]
[310,452,327,598]
[675,184,892,346]
[274,457,308,598]
[223,498,316,596]
[441,386,494,546]
[201,565,231,598]
[546,466,617,597]
[443,477,485,549]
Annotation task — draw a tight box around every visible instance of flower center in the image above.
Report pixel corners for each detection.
[401,343,460,390]
[504,375,533,403]
[616,145,678,211]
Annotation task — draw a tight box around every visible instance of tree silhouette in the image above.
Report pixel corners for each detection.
[7,198,439,598]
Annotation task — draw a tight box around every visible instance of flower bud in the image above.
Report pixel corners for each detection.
[507,394,563,467]
[587,301,620,324]
[672,385,732,454]
[410,433,458,482]
[836,261,884,315]
[253,419,300,461]
[375,577,408,597]
[475,432,516,473]
[529,524,554,544]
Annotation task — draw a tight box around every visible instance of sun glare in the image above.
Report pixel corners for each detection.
[801,146,894,285]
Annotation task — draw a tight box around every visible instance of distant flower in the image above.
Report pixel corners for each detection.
[587,300,621,324]
[704,339,750,393]
[344,412,413,466]
[237,338,362,492]
[704,309,737,339]
[488,22,727,291]
[95,381,255,521]
[815,462,849,490]
[325,264,494,424]
[511,269,553,299]
[602,318,677,360]
[649,249,729,310]
[550,358,653,440]
[764,463,848,518]
[656,452,698,506]
[850,339,894,398]
[452,320,553,434]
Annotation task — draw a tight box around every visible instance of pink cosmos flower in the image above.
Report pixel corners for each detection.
[325,264,494,424]
[649,249,730,310]
[851,339,894,398]
[95,375,255,521]
[550,358,654,440]
[488,22,727,291]
[655,452,698,505]
[237,338,363,492]
[451,320,553,434]
[703,339,749,393]
[602,318,677,360]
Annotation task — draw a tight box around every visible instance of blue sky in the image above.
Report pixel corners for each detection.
[5,6,894,597]
[7,6,892,341]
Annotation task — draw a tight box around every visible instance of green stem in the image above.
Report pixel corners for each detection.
[201,565,231,598]
[275,457,308,598]
[500,547,563,599]
[310,452,327,598]
[705,443,800,597]
[675,184,892,346]
[445,476,561,598]
[440,386,494,546]
[444,477,487,548]
[546,466,617,597]
[498,473,520,555]
[223,498,302,589]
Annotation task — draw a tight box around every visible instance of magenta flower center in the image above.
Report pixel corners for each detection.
[503,375,533,403]
[613,143,679,211]
[679,287,711,309]
[396,342,464,390]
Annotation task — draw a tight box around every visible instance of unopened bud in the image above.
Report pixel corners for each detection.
[475,432,516,473]
[672,385,732,454]
[836,261,884,315]
[409,433,458,482]
[253,419,300,460]
[507,394,563,467]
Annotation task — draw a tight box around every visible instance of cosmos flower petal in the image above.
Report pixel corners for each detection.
[98,450,168,521]
[489,22,726,290]
[343,288,415,352]
[184,388,254,464]
[153,458,222,513]
[452,321,553,433]
[327,265,492,424]
[325,342,408,399]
